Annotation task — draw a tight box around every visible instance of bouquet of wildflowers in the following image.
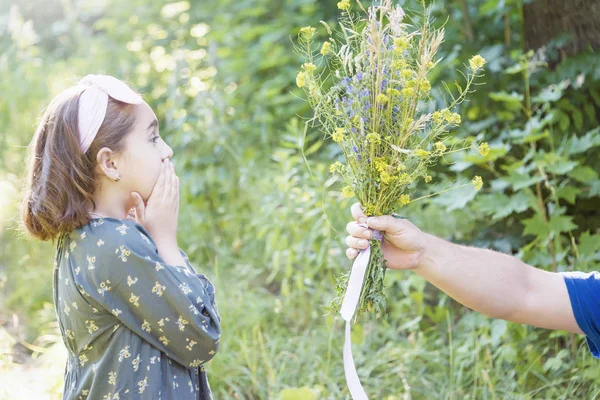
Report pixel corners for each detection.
[296,0,489,317]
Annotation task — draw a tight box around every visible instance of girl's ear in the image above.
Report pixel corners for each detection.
[96,147,120,181]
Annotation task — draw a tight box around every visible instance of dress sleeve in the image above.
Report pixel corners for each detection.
[561,271,600,358]
[72,219,221,368]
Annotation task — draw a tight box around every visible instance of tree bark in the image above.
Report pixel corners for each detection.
[523,0,600,57]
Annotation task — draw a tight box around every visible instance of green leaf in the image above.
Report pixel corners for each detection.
[555,186,581,204]
[476,191,534,220]
[522,214,547,237]
[532,80,569,103]
[548,215,577,233]
[489,91,523,111]
[545,159,579,175]
[563,128,600,155]
[568,166,599,183]
[578,231,600,259]
[431,184,478,212]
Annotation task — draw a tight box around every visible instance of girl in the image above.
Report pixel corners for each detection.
[20,74,221,399]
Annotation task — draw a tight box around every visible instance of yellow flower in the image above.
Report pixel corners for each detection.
[397,173,412,184]
[299,26,316,39]
[296,71,306,88]
[376,93,389,104]
[337,0,350,10]
[415,149,430,158]
[478,142,490,156]
[330,161,343,174]
[366,132,381,144]
[432,110,444,123]
[469,55,486,71]
[399,194,411,206]
[392,59,407,70]
[342,186,354,198]
[320,41,333,56]
[380,170,393,185]
[400,69,413,79]
[332,128,344,143]
[420,79,431,92]
[401,87,415,97]
[472,175,483,191]
[396,163,407,171]
[302,62,316,73]
[434,141,446,152]
[448,113,461,124]
[424,175,432,183]
[426,61,434,69]
[363,204,376,216]
[386,88,400,97]
[394,37,409,52]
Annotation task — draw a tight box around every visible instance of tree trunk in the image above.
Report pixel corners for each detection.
[523,0,600,57]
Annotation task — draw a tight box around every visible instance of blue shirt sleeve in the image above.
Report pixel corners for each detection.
[562,271,600,358]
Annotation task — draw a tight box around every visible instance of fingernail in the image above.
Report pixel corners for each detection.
[368,217,378,225]
[363,230,371,238]
[359,217,367,224]
[358,240,367,247]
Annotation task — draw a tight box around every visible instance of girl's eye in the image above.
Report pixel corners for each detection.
[151,136,160,144]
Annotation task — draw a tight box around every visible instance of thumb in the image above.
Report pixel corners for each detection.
[366,215,401,233]
[130,192,145,219]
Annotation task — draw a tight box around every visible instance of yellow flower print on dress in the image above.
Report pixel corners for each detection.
[118,346,131,362]
[97,239,104,247]
[141,320,151,333]
[177,316,189,331]
[138,378,148,393]
[179,283,192,294]
[87,255,96,270]
[129,293,140,307]
[116,245,131,262]
[97,280,112,296]
[79,353,89,367]
[85,320,99,334]
[108,371,117,385]
[186,338,197,351]
[152,281,166,297]
[155,262,164,271]
[70,241,77,252]
[132,354,141,372]
[116,224,129,235]
[159,336,170,346]
[127,276,138,287]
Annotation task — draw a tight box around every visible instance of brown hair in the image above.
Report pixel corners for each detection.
[20,85,137,242]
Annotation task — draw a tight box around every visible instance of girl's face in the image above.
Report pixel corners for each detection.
[119,102,173,201]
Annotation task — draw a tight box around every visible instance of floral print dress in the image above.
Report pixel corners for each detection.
[52,217,221,399]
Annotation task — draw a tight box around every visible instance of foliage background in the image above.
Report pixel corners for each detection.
[0,0,599,398]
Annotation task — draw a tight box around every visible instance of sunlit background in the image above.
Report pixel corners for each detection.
[1,0,600,398]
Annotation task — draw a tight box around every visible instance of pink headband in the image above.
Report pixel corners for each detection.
[77,74,143,153]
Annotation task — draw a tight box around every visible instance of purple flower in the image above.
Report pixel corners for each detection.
[355,72,363,80]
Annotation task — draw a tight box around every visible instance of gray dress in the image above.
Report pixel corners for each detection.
[52,217,221,399]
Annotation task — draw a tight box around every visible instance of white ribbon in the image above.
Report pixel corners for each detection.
[340,226,382,400]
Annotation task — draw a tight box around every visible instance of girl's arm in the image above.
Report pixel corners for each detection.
[72,219,220,368]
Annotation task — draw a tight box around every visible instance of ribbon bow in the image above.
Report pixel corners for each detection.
[340,225,383,399]
[77,74,143,153]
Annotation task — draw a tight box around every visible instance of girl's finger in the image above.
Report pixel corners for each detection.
[345,235,369,250]
[346,221,372,239]
[150,160,167,202]
[162,160,173,203]
[346,248,358,260]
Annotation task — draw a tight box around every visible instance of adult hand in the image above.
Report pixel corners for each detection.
[345,202,428,270]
